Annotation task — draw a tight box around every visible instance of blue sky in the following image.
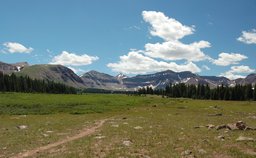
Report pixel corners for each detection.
[0,0,255,79]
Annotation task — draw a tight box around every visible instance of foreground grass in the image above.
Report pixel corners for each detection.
[0,93,256,157]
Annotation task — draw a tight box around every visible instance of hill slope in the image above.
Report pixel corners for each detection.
[17,64,85,88]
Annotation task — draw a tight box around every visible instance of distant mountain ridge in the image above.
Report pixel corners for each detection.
[81,70,124,90]
[0,61,255,90]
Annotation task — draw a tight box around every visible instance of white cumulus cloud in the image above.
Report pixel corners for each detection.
[145,40,211,61]
[220,72,245,80]
[108,11,211,74]
[50,51,98,66]
[142,11,194,41]
[141,11,210,62]
[220,65,255,80]
[107,50,201,74]
[212,52,247,66]
[229,65,255,74]
[237,29,256,44]
[3,42,33,53]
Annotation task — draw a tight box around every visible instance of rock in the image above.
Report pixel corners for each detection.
[46,130,54,133]
[181,150,192,156]
[216,135,225,141]
[206,124,215,129]
[198,149,207,154]
[17,125,28,129]
[134,126,143,130]
[215,121,250,131]
[208,113,222,116]
[216,124,228,130]
[236,121,246,130]
[111,124,119,128]
[123,140,132,146]
[194,125,204,129]
[226,123,238,130]
[94,136,106,139]
[42,133,49,137]
[245,127,256,130]
[236,136,254,142]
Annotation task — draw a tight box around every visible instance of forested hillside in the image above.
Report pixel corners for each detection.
[0,72,77,94]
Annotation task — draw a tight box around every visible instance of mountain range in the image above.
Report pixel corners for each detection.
[0,61,255,90]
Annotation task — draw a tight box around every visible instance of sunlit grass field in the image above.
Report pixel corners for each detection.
[0,93,255,157]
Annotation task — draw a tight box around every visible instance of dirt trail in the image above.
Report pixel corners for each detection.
[13,119,108,158]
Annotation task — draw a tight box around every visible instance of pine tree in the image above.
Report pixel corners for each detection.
[205,84,210,99]
[245,84,253,100]
[224,88,230,100]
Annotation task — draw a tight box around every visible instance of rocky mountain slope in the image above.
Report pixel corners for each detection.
[16,64,85,88]
[1,61,255,90]
[0,62,17,74]
[122,70,231,89]
[235,74,256,85]
[81,71,125,90]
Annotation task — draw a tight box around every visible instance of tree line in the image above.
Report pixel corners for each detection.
[0,72,77,94]
[138,83,256,101]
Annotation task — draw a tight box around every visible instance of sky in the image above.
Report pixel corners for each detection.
[0,0,255,79]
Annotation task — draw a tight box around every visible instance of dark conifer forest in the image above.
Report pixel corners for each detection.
[0,72,77,94]
[138,83,256,101]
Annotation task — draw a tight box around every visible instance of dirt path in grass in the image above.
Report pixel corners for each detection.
[13,119,108,158]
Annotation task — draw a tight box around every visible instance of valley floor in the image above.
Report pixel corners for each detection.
[0,93,256,157]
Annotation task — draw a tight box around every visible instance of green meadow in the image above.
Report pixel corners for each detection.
[0,93,255,157]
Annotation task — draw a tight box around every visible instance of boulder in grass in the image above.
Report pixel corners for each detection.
[216,135,225,141]
[181,150,192,156]
[206,124,215,129]
[134,126,143,130]
[226,123,238,130]
[216,124,228,130]
[17,125,28,130]
[236,136,254,142]
[236,121,246,130]
[208,113,222,116]
[194,125,205,129]
[217,121,250,131]
[123,140,132,146]
[245,127,256,130]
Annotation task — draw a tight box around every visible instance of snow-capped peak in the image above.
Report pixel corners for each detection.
[116,73,128,79]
